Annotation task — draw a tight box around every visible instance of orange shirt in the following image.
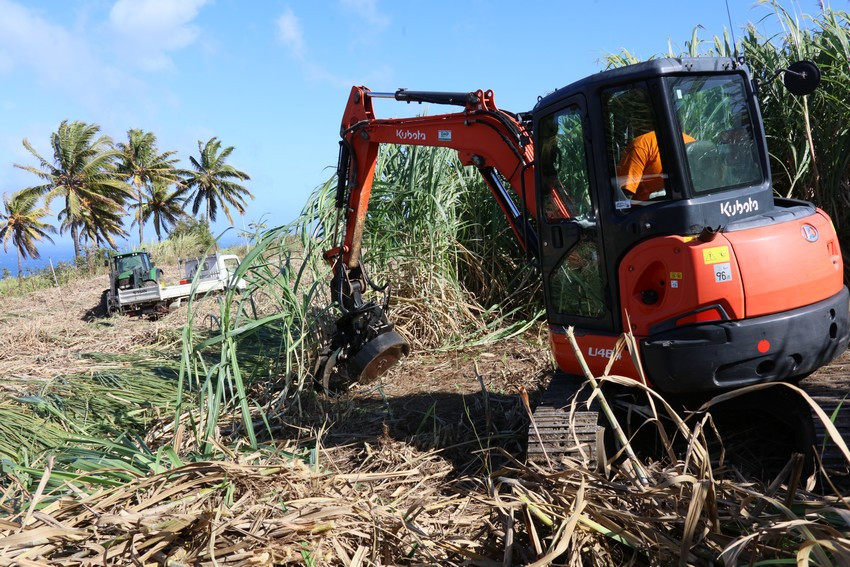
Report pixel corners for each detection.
[617,131,695,200]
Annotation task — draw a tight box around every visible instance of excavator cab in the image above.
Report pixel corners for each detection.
[534,60,769,332]
[533,58,847,392]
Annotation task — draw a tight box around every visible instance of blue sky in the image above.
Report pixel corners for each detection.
[0,0,810,271]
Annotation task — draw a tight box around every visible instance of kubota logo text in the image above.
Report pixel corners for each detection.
[720,197,759,218]
[396,129,426,141]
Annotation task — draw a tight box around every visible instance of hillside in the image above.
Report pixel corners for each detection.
[2,271,850,564]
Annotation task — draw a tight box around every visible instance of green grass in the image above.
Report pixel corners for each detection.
[0,352,187,490]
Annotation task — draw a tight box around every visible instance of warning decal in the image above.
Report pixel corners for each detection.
[702,246,730,265]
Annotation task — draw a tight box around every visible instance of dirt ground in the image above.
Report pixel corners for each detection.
[4,271,850,565]
[0,266,208,382]
[0,267,550,391]
[0,270,555,478]
[3,269,849,481]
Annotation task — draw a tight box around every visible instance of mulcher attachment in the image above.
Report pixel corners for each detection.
[318,305,409,390]
[527,373,605,471]
[318,260,410,390]
[348,330,409,382]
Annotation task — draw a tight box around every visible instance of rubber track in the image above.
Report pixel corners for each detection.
[527,354,850,478]
[527,374,602,470]
[801,355,850,477]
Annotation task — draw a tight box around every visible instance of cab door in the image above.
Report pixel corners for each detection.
[536,97,614,333]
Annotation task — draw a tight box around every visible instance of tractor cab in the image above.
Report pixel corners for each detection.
[109,251,160,291]
[531,58,847,392]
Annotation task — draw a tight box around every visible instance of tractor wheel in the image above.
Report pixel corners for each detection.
[99,290,109,316]
[106,294,119,316]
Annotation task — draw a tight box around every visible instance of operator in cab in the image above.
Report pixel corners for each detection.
[616,130,695,201]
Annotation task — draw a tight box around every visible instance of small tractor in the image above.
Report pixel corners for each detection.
[102,251,163,315]
[102,251,246,316]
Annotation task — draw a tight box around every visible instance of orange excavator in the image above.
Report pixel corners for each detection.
[320,57,848,468]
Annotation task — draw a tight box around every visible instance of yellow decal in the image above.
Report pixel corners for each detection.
[670,272,683,280]
[702,246,730,265]
[682,236,698,243]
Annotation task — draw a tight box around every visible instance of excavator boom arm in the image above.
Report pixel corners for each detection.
[331,85,540,270]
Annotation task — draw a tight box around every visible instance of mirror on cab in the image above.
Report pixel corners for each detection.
[783,60,821,96]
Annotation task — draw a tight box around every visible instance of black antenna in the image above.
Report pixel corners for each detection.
[724,0,741,63]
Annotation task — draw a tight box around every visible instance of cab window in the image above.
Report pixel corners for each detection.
[538,105,593,222]
[603,85,673,213]
[549,234,605,318]
[669,75,763,194]
[116,254,148,273]
[538,105,604,319]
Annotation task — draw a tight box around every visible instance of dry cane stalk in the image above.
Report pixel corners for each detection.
[564,326,649,486]
[518,385,552,469]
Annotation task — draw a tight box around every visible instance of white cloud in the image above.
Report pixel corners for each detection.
[0,0,101,85]
[274,8,349,87]
[276,7,305,59]
[339,0,389,29]
[274,4,391,89]
[108,0,211,71]
[0,1,179,133]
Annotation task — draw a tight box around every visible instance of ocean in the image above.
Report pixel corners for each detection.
[0,241,78,278]
[0,237,248,279]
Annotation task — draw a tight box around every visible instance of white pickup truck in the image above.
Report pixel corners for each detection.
[108,253,246,315]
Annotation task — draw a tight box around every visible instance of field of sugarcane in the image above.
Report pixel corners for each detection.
[4,4,850,565]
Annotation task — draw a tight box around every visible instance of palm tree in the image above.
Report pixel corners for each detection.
[15,121,132,258]
[133,181,187,242]
[185,137,253,224]
[0,191,57,282]
[117,129,182,245]
[61,194,128,250]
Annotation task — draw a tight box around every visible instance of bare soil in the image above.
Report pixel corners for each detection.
[4,270,850,564]
[0,266,212,381]
[3,269,848,480]
[0,267,551,391]
[0,270,555,477]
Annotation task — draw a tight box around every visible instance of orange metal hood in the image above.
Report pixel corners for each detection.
[725,209,844,318]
